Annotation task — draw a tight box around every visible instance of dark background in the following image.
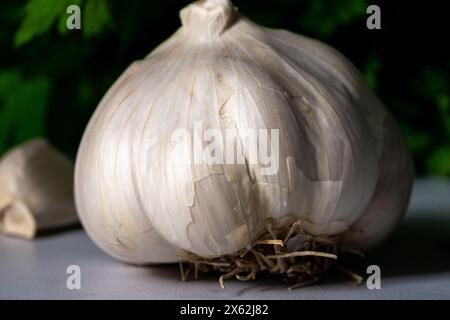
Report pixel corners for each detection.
[0,0,449,176]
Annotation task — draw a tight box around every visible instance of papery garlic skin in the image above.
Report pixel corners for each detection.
[0,139,78,239]
[75,0,414,263]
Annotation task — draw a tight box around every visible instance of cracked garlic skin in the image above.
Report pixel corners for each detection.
[75,0,414,264]
[0,139,78,239]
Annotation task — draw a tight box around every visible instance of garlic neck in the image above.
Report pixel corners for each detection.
[180,0,237,38]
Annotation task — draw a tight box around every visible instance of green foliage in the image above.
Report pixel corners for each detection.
[83,0,112,37]
[14,0,74,47]
[14,0,111,46]
[427,147,450,176]
[0,70,50,154]
[404,128,432,155]
[363,55,382,91]
[412,67,450,175]
[299,0,368,37]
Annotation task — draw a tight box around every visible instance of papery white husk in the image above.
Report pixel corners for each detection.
[0,139,78,239]
[75,0,414,264]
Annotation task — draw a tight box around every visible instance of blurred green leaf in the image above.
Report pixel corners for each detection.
[77,81,95,108]
[83,0,112,37]
[14,0,70,47]
[0,70,21,96]
[404,129,432,154]
[0,70,50,154]
[57,8,70,35]
[415,67,450,141]
[14,0,90,46]
[426,147,450,176]
[418,67,449,98]
[363,55,382,91]
[299,0,368,37]
[437,94,449,112]
[437,94,450,137]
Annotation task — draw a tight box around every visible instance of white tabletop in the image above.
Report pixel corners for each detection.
[1,178,450,299]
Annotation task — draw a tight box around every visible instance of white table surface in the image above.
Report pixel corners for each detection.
[1,178,450,300]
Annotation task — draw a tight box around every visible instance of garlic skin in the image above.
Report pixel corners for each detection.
[75,0,414,264]
[0,139,78,239]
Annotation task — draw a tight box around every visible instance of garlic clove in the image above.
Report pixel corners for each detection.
[74,93,180,263]
[0,139,78,239]
[341,115,415,250]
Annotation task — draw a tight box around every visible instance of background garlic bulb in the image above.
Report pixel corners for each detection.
[0,139,78,239]
[75,0,414,267]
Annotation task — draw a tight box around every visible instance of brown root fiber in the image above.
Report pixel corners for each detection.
[179,219,363,290]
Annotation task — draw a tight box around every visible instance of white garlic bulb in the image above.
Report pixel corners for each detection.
[0,139,78,239]
[75,0,414,266]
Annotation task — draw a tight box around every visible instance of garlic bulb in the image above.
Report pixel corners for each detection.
[75,0,414,267]
[0,139,78,239]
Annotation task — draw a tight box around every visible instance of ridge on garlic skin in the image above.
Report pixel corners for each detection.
[74,0,414,264]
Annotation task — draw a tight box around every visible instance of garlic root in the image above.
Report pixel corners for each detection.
[179,219,346,289]
[0,139,78,239]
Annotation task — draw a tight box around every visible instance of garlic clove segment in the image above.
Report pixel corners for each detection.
[341,115,415,250]
[0,139,78,239]
[75,0,414,267]
[74,63,180,264]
